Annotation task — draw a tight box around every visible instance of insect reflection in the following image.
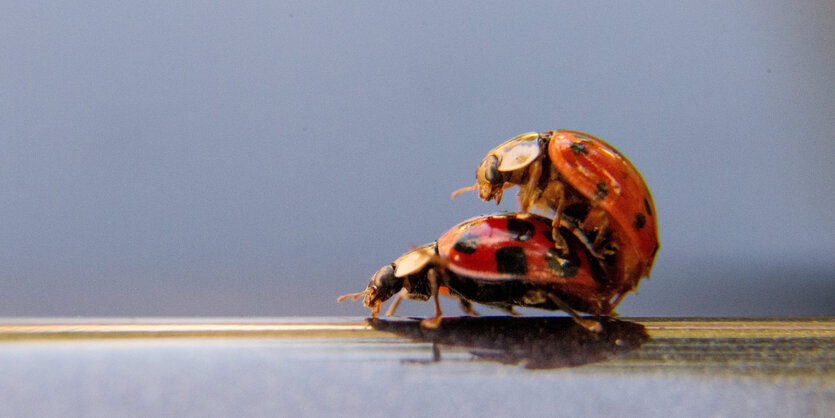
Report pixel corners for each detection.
[368,316,649,369]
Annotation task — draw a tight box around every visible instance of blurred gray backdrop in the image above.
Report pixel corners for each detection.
[2,1,833,317]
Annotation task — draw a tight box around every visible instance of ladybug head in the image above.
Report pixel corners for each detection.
[453,132,544,204]
[362,264,403,314]
[337,244,435,317]
[474,154,507,202]
[337,263,404,317]
[452,155,506,202]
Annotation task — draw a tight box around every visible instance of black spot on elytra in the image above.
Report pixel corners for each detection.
[545,248,580,277]
[453,234,479,254]
[495,246,527,275]
[595,182,608,200]
[506,218,535,241]
[569,142,588,155]
[633,213,646,230]
[643,198,652,217]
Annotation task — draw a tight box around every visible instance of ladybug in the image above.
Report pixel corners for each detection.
[453,130,659,304]
[338,213,617,331]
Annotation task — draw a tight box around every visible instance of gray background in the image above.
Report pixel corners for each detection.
[2,1,833,317]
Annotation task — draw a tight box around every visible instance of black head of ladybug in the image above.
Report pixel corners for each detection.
[364,264,402,309]
[337,263,403,317]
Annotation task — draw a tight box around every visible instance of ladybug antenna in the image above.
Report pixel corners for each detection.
[451,184,477,198]
[336,289,372,303]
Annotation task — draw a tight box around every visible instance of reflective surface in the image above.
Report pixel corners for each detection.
[0,317,832,417]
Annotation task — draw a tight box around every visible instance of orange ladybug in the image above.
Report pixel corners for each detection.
[453,130,659,305]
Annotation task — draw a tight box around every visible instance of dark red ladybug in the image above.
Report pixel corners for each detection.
[339,213,619,331]
[453,130,659,305]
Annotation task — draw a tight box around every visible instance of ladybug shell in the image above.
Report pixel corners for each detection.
[546,130,659,280]
[436,213,615,314]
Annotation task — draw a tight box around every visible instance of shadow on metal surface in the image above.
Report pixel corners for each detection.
[369,316,649,369]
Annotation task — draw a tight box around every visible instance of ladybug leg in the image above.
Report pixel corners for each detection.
[457,298,480,316]
[609,292,626,311]
[540,181,572,255]
[544,293,602,333]
[497,305,518,316]
[550,217,571,256]
[556,204,608,261]
[439,287,479,316]
[420,269,444,328]
[384,288,409,317]
[583,206,611,255]
[566,223,608,261]
[517,160,543,213]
